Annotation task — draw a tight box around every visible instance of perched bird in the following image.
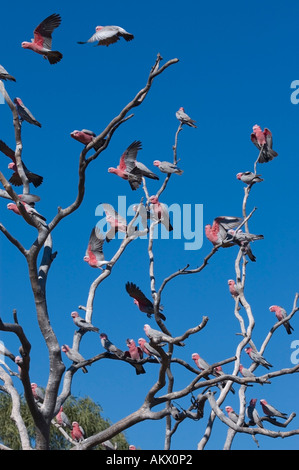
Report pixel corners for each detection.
[125,281,166,321]
[61,344,88,373]
[31,383,45,403]
[99,333,125,358]
[78,25,134,47]
[239,364,256,379]
[149,195,173,231]
[245,347,273,370]
[138,338,162,362]
[102,440,117,450]
[153,160,183,175]
[70,129,104,151]
[124,339,146,375]
[21,13,63,64]
[0,64,16,82]
[205,216,243,246]
[18,193,41,205]
[246,398,263,428]
[191,353,233,392]
[260,399,287,419]
[228,279,244,306]
[236,172,263,185]
[144,324,184,346]
[227,229,264,262]
[84,227,109,269]
[71,421,85,442]
[101,203,127,242]
[56,406,72,429]
[269,305,294,335]
[71,311,99,333]
[7,201,47,226]
[14,98,42,127]
[175,107,197,128]
[250,125,278,163]
[108,141,143,190]
[225,406,240,424]
[129,445,136,450]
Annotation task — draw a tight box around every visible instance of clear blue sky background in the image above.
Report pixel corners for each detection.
[1,0,299,450]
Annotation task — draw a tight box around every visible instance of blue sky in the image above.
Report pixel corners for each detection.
[1,0,299,450]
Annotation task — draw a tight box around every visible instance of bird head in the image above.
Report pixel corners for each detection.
[225,406,233,413]
[153,160,161,167]
[71,311,79,319]
[269,305,277,312]
[149,195,158,204]
[228,279,235,286]
[236,173,243,180]
[191,353,199,361]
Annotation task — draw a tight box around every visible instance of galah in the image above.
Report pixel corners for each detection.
[228,279,244,306]
[124,339,146,375]
[108,141,143,190]
[70,129,104,151]
[78,25,134,47]
[251,125,278,163]
[213,365,235,393]
[175,107,197,128]
[225,406,239,424]
[0,139,43,187]
[125,281,166,321]
[56,406,72,429]
[102,440,117,450]
[246,398,263,428]
[144,324,184,346]
[18,193,41,206]
[149,195,173,231]
[138,338,162,362]
[236,172,263,185]
[259,399,287,419]
[129,445,136,450]
[84,227,109,268]
[245,347,273,369]
[227,229,264,262]
[31,383,45,403]
[153,160,183,175]
[15,356,24,373]
[239,364,255,379]
[7,201,47,226]
[269,305,294,335]
[205,216,243,246]
[101,203,127,242]
[71,311,99,333]
[0,64,16,82]
[99,333,125,358]
[21,13,63,64]
[71,421,85,442]
[14,98,42,127]
[192,353,229,390]
[61,344,88,373]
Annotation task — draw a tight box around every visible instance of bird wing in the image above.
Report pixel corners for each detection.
[84,27,120,46]
[33,13,61,50]
[125,282,152,306]
[119,141,142,172]
[215,216,243,231]
[250,133,261,150]
[81,129,96,137]
[101,203,127,226]
[86,227,105,259]
[0,140,16,161]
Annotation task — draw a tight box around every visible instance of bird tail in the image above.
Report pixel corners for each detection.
[123,33,134,42]
[27,172,43,188]
[8,174,22,186]
[146,172,159,180]
[47,51,63,65]
[4,74,16,82]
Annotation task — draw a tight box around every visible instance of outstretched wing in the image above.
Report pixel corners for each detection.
[33,13,61,50]
[120,140,142,172]
[125,282,152,307]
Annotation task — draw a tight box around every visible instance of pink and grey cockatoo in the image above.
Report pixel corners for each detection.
[228,279,244,306]
[14,98,42,127]
[21,13,63,64]
[61,344,88,373]
[70,129,104,151]
[71,311,99,333]
[101,203,127,242]
[239,364,255,379]
[269,305,294,335]
[149,195,173,231]
[78,25,134,47]
[0,139,43,187]
[192,353,230,390]
[125,281,166,321]
[250,125,278,163]
[153,160,183,175]
[84,227,109,269]
[236,172,263,185]
[0,64,16,82]
[31,383,45,403]
[259,399,287,419]
[144,324,184,346]
[99,333,125,358]
[56,406,72,429]
[7,201,47,226]
[175,107,197,128]
[129,445,136,450]
[225,406,240,424]
[205,216,243,246]
[108,141,143,190]
[246,398,263,428]
[138,338,162,362]
[227,229,264,262]
[71,421,85,442]
[245,347,273,370]
[124,339,146,375]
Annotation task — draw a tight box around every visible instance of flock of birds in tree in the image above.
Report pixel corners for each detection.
[0,12,293,445]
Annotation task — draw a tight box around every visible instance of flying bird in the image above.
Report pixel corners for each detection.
[246,398,263,428]
[78,25,134,47]
[84,227,109,269]
[124,338,146,375]
[250,125,278,163]
[149,195,173,231]
[99,333,125,358]
[31,383,45,403]
[245,347,273,370]
[205,216,243,246]
[14,98,42,127]
[71,421,85,442]
[56,406,72,429]
[0,139,43,187]
[259,399,288,419]
[269,305,294,335]
[101,203,127,242]
[175,107,197,128]
[0,64,16,82]
[61,344,88,373]
[70,129,104,151]
[71,311,99,333]
[153,160,183,175]
[21,13,63,64]
[228,279,244,306]
[125,281,166,321]
[144,324,184,346]
[236,172,263,185]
